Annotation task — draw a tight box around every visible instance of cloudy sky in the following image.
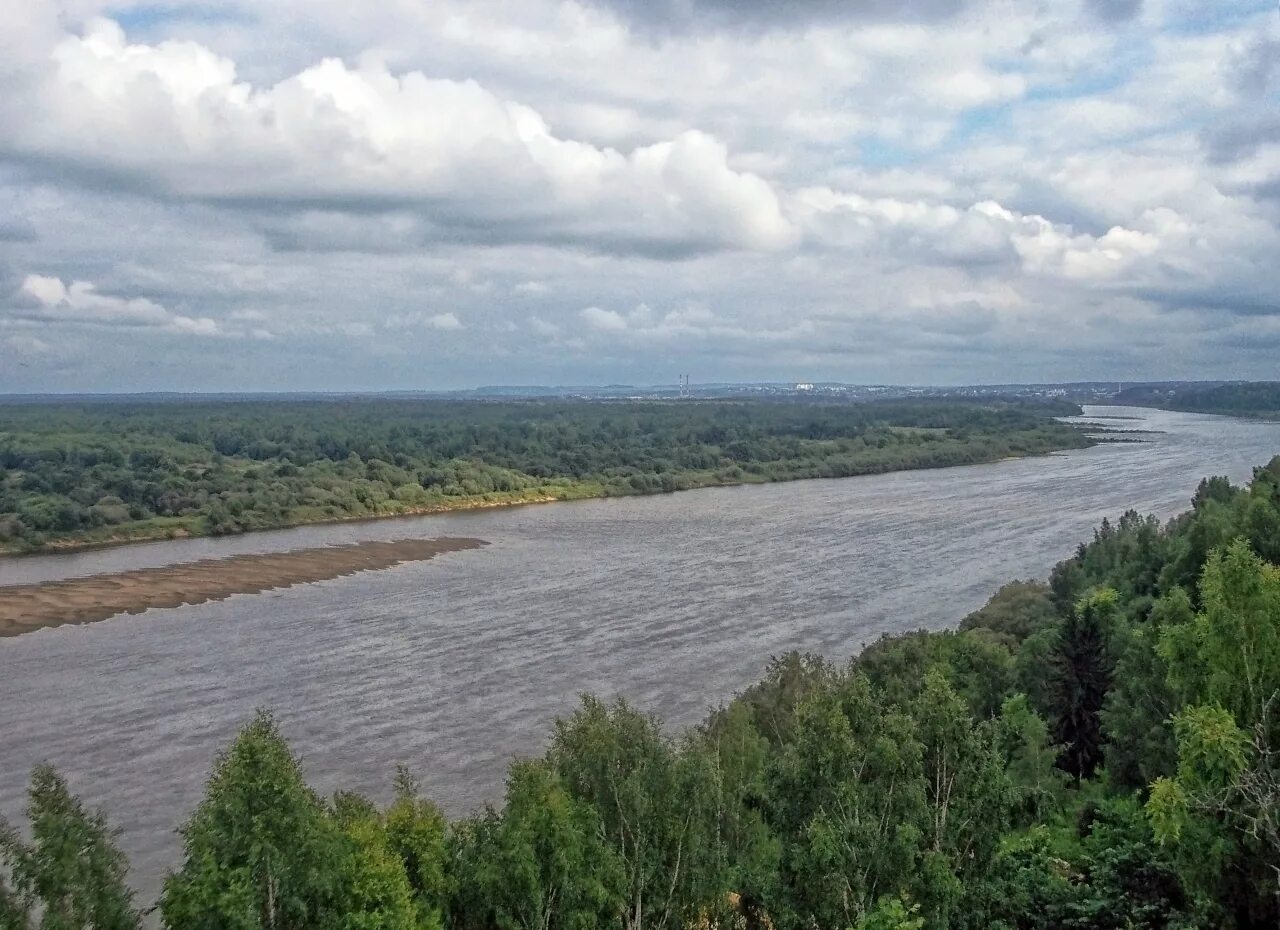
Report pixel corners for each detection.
[0,0,1277,391]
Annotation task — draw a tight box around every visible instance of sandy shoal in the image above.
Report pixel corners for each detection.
[0,537,487,637]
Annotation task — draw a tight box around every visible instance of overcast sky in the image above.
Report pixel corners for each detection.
[0,0,1277,391]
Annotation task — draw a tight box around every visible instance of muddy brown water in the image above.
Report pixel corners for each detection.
[1,406,1278,906]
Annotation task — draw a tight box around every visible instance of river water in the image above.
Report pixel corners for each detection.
[1,405,1278,904]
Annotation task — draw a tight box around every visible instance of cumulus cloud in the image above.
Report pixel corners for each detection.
[9,274,219,334]
[2,20,796,257]
[0,0,1277,390]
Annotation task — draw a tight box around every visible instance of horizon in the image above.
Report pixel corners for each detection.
[0,376,1258,399]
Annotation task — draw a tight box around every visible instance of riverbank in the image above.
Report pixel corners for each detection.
[0,490,564,558]
[0,426,1089,557]
[0,537,487,637]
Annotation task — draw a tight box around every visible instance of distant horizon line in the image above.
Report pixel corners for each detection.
[0,378,1260,399]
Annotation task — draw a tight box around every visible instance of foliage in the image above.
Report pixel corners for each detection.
[0,397,1088,551]
[958,580,1058,643]
[1050,589,1118,781]
[0,766,139,930]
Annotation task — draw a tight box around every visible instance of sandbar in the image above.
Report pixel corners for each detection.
[0,537,487,637]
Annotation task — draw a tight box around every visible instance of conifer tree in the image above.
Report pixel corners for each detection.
[1050,588,1118,780]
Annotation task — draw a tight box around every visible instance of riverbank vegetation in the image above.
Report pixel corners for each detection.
[0,397,1088,553]
[4,457,1280,928]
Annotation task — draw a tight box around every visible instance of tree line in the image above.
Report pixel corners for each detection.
[1113,382,1280,417]
[7,457,1279,929]
[0,397,1088,551]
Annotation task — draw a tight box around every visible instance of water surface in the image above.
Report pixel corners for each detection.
[1,406,1278,903]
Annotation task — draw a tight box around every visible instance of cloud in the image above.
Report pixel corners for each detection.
[1084,0,1142,23]
[428,312,463,330]
[2,19,796,257]
[383,310,465,331]
[0,216,37,242]
[585,0,971,33]
[0,0,1278,390]
[9,274,220,334]
[580,306,629,332]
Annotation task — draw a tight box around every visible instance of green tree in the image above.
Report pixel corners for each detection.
[1150,541,1280,926]
[0,766,139,930]
[910,671,1012,928]
[996,694,1066,828]
[331,815,418,930]
[547,697,724,930]
[1050,589,1118,781]
[383,768,448,930]
[959,580,1059,643]
[770,676,926,930]
[1101,589,1190,790]
[451,760,623,930]
[701,701,780,929]
[160,711,345,930]
[1161,539,1280,722]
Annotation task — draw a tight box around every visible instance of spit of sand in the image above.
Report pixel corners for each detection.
[0,537,487,637]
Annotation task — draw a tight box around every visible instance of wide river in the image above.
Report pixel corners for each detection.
[2,405,1279,903]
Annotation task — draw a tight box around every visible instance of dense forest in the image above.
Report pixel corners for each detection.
[1113,382,1280,417]
[4,458,1280,929]
[0,397,1088,552]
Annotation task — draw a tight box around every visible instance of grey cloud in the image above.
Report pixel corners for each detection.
[1123,284,1280,318]
[1227,35,1279,98]
[1203,113,1280,164]
[1084,0,1142,23]
[0,215,36,242]
[586,0,969,33]
[255,207,747,260]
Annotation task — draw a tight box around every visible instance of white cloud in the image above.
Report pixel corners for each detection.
[11,274,220,335]
[580,306,628,332]
[0,0,1278,390]
[428,312,463,331]
[4,19,797,256]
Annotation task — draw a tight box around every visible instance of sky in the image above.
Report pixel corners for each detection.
[0,0,1277,392]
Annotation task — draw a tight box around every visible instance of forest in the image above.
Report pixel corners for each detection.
[1113,382,1280,417]
[0,397,1088,552]
[3,457,1280,929]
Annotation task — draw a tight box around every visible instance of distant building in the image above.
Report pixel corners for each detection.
[794,382,814,392]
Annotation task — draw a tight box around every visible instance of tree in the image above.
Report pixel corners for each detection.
[958,580,1059,643]
[547,697,724,930]
[1050,589,1118,781]
[701,702,780,929]
[331,814,418,930]
[1100,589,1190,790]
[909,671,1012,928]
[770,676,926,930]
[160,711,345,930]
[383,768,448,930]
[0,766,139,930]
[451,760,623,930]
[996,694,1066,828]
[1161,539,1280,722]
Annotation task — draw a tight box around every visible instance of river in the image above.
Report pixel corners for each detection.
[1,405,1278,903]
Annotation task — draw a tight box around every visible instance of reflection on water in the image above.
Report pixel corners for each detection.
[1,406,1278,903]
